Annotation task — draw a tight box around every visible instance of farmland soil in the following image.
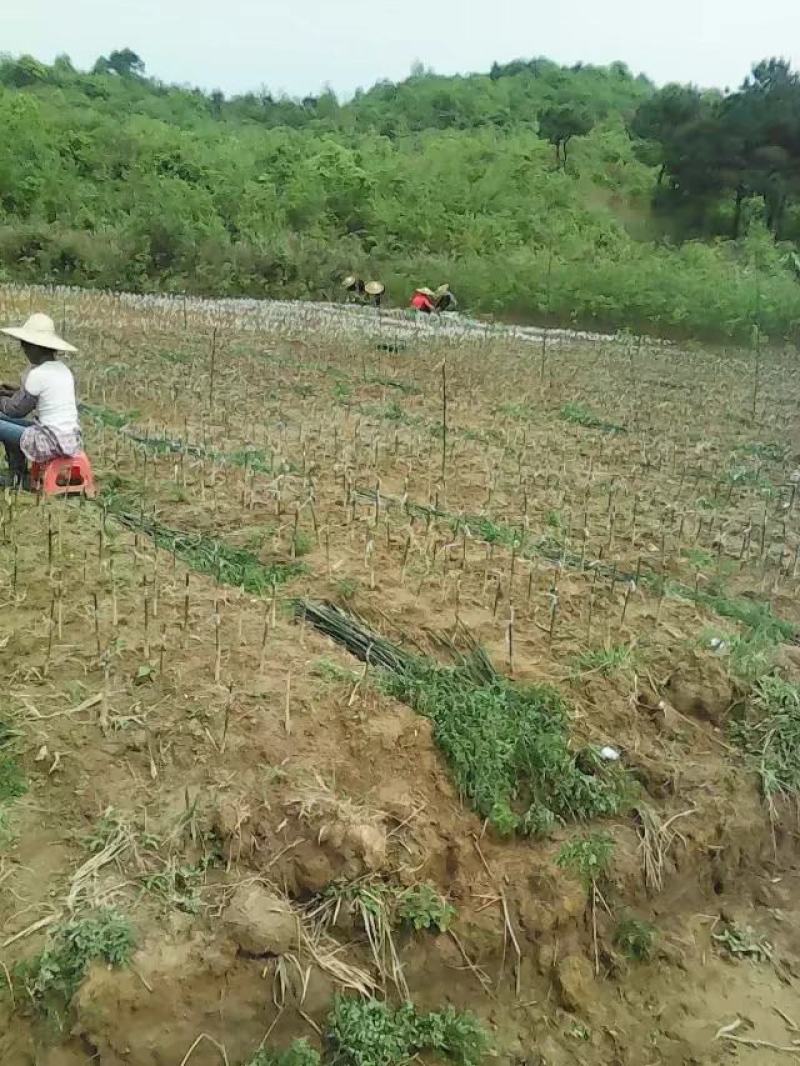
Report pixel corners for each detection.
[1,288,800,1065]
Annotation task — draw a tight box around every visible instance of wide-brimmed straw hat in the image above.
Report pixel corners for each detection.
[342,275,359,289]
[435,283,451,297]
[1,313,76,353]
[365,281,385,296]
[415,287,436,298]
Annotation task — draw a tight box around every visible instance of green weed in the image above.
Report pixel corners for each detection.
[682,548,715,571]
[571,644,634,678]
[712,921,772,962]
[557,832,615,889]
[0,807,16,848]
[614,916,656,961]
[334,577,359,601]
[248,1041,321,1066]
[140,857,208,914]
[103,496,306,593]
[0,751,26,804]
[381,652,629,835]
[731,677,800,808]
[293,531,315,558]
[560,402,625,434]
[496,402,537,420]
[333,381,353,403]
[328,997,489,1066]
[311,658,359,683]
[17,909,134,1014]
[79,402,139,429]
[738,442,788,463]
[726,465,773,494]
[396,883,455,933]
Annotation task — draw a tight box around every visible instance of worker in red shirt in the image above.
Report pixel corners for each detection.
[410,288,436,313]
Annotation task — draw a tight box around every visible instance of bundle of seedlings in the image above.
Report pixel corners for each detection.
[296,601,628,835]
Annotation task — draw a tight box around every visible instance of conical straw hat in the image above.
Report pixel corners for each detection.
[1,313,77,352]
[365,281,385,296]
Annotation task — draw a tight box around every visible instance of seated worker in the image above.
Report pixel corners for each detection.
[435,284,458,312]
[410,288,436,313]
[342,275,366,301]
[0,313,82,488]
[365,281,385,308]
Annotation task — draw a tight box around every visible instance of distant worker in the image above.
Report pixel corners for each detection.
[0,313,82,488]
[365,281,385,308]
[435,284,458,312]
[342,275,366,301]
[410,287,436,314]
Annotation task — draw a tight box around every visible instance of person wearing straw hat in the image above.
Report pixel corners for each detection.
[0,313,82,487]
[434,284,458,313]
[365,280,385,308]
[342,275,366,301]
[410,287,436,314]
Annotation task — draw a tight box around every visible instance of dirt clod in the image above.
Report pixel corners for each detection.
[666,657,733,725]
[553,954,595,1013]
[223,883,299,956]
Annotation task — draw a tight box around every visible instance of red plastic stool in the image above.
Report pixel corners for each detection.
[31,452,96,498]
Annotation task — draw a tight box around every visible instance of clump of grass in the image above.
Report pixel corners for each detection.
[571,644,635,678]
[731,677,800,811]
[333,381,353,404]
[614,916,656,961]
[738,441,788,463]
[0,751,26,804]
[248,1040,320,1066]
[334,577,359,602]
[560,402,625,434]
[140,858,209,914]
[293,531,315,558]
[328,997,489,1066]
[726,465,773,494]
[17,909,134,1014]
[395,883,455,933]
[496,402,536,420]
[693,588,795,643]
[311,658,359,683]
[557,832,615,889]
[676,583,795,682]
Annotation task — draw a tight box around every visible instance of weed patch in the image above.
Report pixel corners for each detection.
[396,883,455,932]
[248,999,488,1066]
[298,602,629,835]
[328,997,488,1066]
[103,495,306,593]
[614,915,656,961]
[712,921,772,963]
[16,909,134,1016]
[572,644,635,678]
[249,1041,321,1066]
[557,832,615,889]
[0,751,26,804]
[560,402,626,434]
[731,677,800,810]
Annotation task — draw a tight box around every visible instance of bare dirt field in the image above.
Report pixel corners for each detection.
[1,286,800,1066]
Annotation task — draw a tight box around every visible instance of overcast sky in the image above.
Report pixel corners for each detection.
[3,0,798,98]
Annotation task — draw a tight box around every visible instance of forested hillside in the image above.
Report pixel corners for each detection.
[1,49,799,339]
